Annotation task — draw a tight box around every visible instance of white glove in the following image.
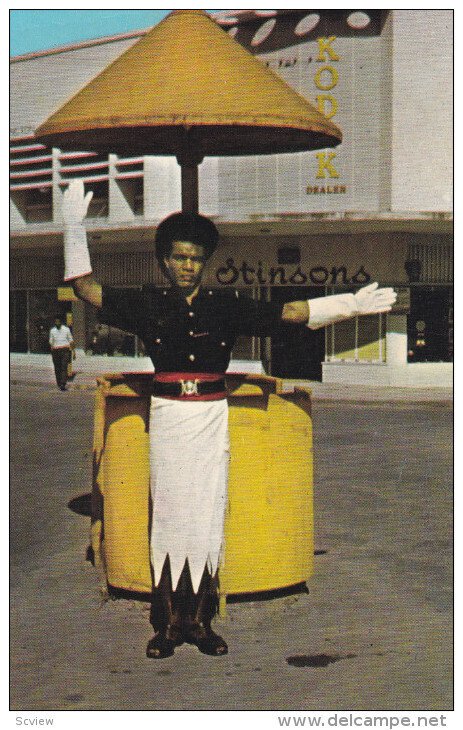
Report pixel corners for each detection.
[354,282,397,314]
[307,282,397,330]
[62,180,94,281]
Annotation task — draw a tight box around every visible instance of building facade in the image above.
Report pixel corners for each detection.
[10,9,453,385]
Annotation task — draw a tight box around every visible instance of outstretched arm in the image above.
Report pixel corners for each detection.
[281,300,310,323]
[72,274,102,309]
[62,180,102,309]
[281,283,397,327]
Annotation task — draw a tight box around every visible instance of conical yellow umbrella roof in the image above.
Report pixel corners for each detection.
[36,9,341,158]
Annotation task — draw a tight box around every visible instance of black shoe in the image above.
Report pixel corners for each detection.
[184,621,228,656]
[146,624,183,659]
[59,385,67,391]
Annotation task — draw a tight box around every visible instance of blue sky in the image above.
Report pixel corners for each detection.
[9,9,222,57]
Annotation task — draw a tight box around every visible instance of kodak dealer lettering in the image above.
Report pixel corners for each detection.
[215,259,371,287]
[308,36,345,195]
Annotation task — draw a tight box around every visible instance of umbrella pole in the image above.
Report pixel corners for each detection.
[180,163,199,213]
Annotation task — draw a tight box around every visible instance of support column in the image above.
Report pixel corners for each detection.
[180,163,199,213]
[177,145,204,214]
[71,298,87,355]
[386,314,408,366]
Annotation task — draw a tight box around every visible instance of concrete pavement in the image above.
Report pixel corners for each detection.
[9,380,453,712]
[10,352,453,402]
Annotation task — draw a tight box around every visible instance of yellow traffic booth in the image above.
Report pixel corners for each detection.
[91,373,313,602]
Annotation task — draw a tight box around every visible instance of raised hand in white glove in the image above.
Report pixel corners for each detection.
[307,282,397,330]
[62,180,94,281]
[63,179,93,226]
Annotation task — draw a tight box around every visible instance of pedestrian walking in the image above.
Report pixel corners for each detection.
[62,180,396,659]
[49,317,74,391]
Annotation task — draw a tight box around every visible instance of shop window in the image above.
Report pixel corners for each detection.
[85,291,140,357]
[231,334,259,361]
[233,287,261,363]
[325,286,386,363]
[29,290,70,354]
[87,324,136,356]
[10,290,28,352]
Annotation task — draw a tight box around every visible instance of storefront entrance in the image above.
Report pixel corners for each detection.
[407,286,453,363]
[270,287,325,380]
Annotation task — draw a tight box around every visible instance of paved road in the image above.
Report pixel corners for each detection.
[10,384,453,711]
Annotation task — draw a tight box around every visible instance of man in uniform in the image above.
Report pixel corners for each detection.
[62,180,396,659]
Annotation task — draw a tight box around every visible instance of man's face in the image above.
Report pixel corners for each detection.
[163,241,206,294]
[55,319,62,329]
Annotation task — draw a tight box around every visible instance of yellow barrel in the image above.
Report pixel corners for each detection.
[91,373,313,599]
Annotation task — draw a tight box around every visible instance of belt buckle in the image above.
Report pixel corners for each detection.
[180,379,199,396]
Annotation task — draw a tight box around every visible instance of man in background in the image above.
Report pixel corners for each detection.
[49,317,74,391]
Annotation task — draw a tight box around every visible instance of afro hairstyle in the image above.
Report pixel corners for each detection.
[155,212,219,269]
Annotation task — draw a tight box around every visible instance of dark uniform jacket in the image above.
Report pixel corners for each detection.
[100,286,284,374]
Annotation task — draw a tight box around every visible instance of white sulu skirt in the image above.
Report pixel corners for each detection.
[149,396,230,593]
